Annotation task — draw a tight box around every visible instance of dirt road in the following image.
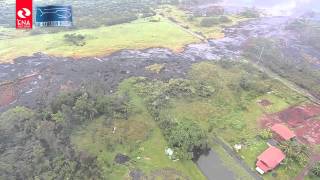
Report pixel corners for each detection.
[251,62,320,105]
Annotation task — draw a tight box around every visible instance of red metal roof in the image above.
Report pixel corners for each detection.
[256,160,270,172]
[256,146,285,172]
[271,124,296,141]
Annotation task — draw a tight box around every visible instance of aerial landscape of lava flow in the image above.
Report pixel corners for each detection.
[0,0,320,180]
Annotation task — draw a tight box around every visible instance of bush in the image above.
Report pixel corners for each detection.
[96,95,114,116]
[168,17,178,23]
[149,17,160,22]
[50,91,82,113]
[311,162,320,177]
[187,15,195,21]
[240,8,260,18]
[64,33,86,46]
[73,93,97,122]
[259,129,273,140]
[219,16,232,23]
[200,17,220,27]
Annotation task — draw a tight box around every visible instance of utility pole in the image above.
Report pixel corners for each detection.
[258,46,265,64]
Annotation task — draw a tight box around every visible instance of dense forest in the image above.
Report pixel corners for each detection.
[0,80,211,179]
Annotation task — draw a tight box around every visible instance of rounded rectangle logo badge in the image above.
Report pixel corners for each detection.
[16,0,33,29]
[36,6,73,27]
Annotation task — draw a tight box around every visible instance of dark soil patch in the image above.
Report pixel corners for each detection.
[260,104,320,145]
[130,169,144,180]
[258,99,272,107]
[114,153,130,164]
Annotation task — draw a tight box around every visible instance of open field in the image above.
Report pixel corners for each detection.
[0,18,198,63]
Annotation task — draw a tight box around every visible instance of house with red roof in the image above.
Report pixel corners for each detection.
[271,124,296,141]
[256,146,285,174]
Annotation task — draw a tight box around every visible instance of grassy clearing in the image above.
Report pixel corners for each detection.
[71,78,205,179]
[157,5,250,39]
[0,18,198,63]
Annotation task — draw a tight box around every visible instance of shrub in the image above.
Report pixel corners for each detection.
[73,93,97,122]
[200,17,219,27]
[219,16,232,23]
[311,162,320,177]
[187,15,195,21]
[64,33,86,46]
[240,8,260,18]
[259,129,273,140]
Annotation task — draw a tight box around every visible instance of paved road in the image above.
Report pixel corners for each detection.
[197,149,236,180]
[214,138,263,180]
[196,137,262,180]
[251,62,320,105]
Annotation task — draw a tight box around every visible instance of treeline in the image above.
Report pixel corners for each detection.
[28,0,157,34]
[200,16,231,27]
[244,38,320,99]
[0,90,132,180]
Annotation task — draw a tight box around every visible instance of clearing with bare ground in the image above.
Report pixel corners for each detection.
[260,104,320,145]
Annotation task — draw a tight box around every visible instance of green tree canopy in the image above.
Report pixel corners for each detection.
[167,119,208,160]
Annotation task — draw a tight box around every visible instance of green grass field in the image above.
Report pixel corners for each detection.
[0,18,198,63]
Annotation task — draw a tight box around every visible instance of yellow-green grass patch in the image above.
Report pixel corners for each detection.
[145,63,166,74]
[0,18,199,63]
